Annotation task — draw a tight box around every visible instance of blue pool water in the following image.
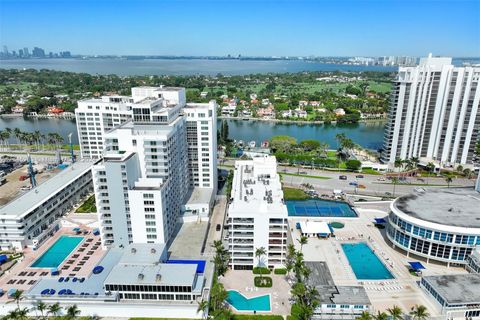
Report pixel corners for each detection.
[31,236,83,268]
[286,199,357,217]
[341,242,394,280]
[226,290,270,312]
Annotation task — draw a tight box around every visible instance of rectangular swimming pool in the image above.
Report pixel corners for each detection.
[31,236,83,268]
[287,199,357,218]
[341,242,394,280]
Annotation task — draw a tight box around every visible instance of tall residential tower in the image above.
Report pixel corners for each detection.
[76,87,217,248]
[381,54,480,166]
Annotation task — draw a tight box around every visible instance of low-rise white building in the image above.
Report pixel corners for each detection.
[221,105,236,116]
[0,161,95,250]
[225,156,289,270]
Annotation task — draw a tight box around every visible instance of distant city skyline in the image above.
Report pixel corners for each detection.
[0,0,479,57]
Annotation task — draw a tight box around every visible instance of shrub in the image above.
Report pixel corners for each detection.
[254,276,273,288]
[274,268,287,275]
[253,267,271,275]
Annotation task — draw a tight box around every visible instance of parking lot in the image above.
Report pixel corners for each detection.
[0,163,61,206]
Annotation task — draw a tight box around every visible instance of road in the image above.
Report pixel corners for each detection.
[218,159,476,198]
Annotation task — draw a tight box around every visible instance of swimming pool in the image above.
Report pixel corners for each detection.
[341,242,394,280]
[226,290,270,312]
[31,236,83,268]
[287,199,357,218]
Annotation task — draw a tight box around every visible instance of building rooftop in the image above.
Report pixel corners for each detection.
[423,274,480,304]
[185,187,214,205]
[393,188,480,228]
[305,261,371,305]
[119,243,167,265]
[0,161,95,218]
[104,263,200,288]
[228,156,288,217]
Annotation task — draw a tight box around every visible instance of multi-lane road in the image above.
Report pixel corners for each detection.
[219,159,476,198]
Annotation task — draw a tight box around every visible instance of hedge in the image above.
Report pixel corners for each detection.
[253,267,271,275]
[274,268,287,275]
[254,276,273,288]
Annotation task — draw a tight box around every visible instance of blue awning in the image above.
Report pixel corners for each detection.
[408,261,425,270]
[374,218,387,224]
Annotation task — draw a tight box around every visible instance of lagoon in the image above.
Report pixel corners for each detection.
[0,117,386,150]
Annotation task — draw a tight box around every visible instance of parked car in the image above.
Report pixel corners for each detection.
[356,175,364,178]
[358,184,366,189]
[20,185,32,191]
[216,224,221,231]
[339,175,347,180]
[377,177,386,181]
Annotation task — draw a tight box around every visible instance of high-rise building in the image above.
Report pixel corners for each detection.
[381,54,480,166]
[23,47,29,57]
[32,47,45,58]
[77,86,217,248]
[225,156,289,270]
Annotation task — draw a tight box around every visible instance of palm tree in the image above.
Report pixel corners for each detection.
[445,176,453,188]
[409,305,430,320]
[13,128,22,145]
[197,299,209,319]
[387,305,403,320]
[391,177,399,197]
[47,302,62,318]
[255,246,266,268]
[297,235,308,252]
[35,301,48,320]
[356,311,373,320]
[7,290,24,309]
[65,305,80,320]
[5,309,19,320]
[373,311,389,320]
[15,307,29,320]
[33,130,42,150]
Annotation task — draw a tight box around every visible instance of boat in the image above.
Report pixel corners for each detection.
[249,141,256,148]
[237,140,244,148]
[261,140,270,148]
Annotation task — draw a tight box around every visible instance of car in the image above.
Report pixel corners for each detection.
[349,182,358,186]
[20,185,32,191]
[356,175,364,178]
[377,177,386,181]
[216,224,221,231]
[358,184,366,189]
[339,175,347,180]
[385,192,392,196]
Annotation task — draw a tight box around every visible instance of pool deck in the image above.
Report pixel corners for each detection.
[221,271,291,315]
[0,224,105,301]
[290,202,469,316]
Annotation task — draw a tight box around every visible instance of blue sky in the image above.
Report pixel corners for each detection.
[1,0,479,57]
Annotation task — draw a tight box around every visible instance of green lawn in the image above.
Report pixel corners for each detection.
[280,172,330,180]
[361,168,382,175]
[75,195,96,213]
[283,187,309,200]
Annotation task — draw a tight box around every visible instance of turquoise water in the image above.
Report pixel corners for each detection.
[31,236,83,268]
[341,242,394,280]
[226,290,270,312]
[287,199,357,217]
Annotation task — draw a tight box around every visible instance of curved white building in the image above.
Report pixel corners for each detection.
[386,187,480,266]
